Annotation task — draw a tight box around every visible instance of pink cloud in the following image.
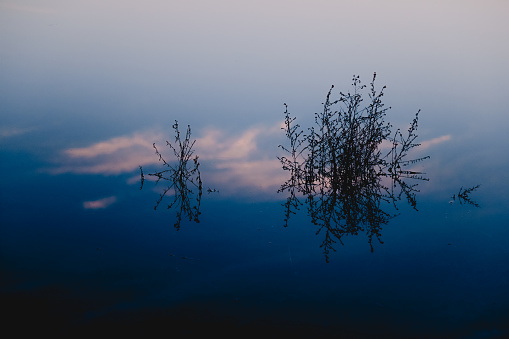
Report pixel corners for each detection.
[83,196,117,209]
[195,127,268,160]
[378,134,451,152]
[0,127,34,140]
[209,158,286,197]
[51,124,453,200]
[418,135,452,150]
[65,134,155,158]
[51,131,164,175]
[52,122,287,197]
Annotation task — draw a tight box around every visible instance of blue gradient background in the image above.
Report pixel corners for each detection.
[1,1,509,337]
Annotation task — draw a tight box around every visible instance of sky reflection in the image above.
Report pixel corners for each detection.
[48,123,287,198]
[48,121,453,200]
[83,196,117,209]
[1,0,509,337]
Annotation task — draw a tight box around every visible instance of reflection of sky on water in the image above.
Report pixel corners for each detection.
[1,0,509,337]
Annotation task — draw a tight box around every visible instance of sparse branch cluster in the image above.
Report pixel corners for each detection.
[278,74,429,261]
[140,121,202,230]
[450,185,481,207]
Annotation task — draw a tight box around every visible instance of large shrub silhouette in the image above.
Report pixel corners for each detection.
[278,73,429,261]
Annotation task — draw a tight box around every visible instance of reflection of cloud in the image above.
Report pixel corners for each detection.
[53,154,156,175]
[0,127,34,140]
[83,196,117,209]
[195,126,278,160]
[419,135,451,150]
[51,131,164,175]
[195,124,285,196]
[210,159,286,195]
[65,134,154,158]
[51,125,451,198]
[52,123,285,197]
[378,134,451,152]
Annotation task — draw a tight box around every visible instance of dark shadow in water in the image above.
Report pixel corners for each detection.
[140,121,202,230]
[278,74,430,262]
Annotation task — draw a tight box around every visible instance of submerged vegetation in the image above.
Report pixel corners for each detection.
[278,73,430,261]
[140,121,202,230]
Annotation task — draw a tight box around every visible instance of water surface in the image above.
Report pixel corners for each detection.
[1,1,509,337]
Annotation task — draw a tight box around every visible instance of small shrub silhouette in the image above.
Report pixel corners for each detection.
[450,185,481,207]
[140,121,202,230]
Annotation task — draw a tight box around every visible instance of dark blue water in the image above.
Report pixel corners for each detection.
[1,151,508,338]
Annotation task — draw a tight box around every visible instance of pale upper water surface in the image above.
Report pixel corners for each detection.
[1,1,509,337]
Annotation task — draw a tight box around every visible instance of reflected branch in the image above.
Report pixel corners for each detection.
[450,185,481,207]
[278,73,429,262]
[140,121,203,230]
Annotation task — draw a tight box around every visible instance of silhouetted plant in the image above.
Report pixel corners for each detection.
[278,73,429,261]
[140,121,202,230]
[450,185,481,207]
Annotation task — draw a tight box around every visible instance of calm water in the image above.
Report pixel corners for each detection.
[1,1,509,337]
